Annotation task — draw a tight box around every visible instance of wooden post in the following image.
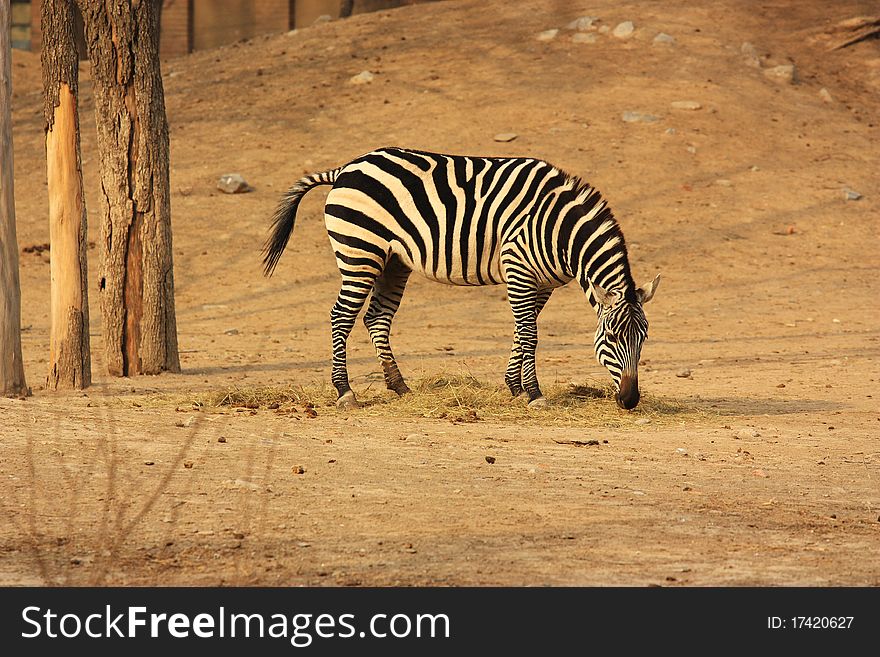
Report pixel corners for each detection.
[0,0,29,397]
[42,0,91,389]
[77,0,180,376]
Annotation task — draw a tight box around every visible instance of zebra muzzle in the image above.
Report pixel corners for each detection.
[616,374,640,410]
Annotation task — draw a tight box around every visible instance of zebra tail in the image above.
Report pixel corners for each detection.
[261,168,341,276]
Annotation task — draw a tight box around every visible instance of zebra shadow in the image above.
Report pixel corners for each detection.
[690,396,847,416]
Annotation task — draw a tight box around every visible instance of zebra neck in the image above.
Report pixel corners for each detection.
[555,187,635,308]
[574,259,636,313]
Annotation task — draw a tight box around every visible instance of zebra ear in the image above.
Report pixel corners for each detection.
[588,279,617,307]
[637,274,661,304]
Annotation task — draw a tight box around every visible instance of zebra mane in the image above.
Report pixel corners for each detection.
[560,172,605,210]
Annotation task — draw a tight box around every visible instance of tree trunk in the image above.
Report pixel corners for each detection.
[77,0,180,376]
[340,1,355,18]
[0,0,29,397]
[42,0,91,390]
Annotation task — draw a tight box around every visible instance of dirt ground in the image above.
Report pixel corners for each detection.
[1,0,879,586]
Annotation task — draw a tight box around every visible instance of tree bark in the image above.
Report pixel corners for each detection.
[340,1,355,18]
[42,0,91,390]
[77,0,180,376]
[0,0,29,397]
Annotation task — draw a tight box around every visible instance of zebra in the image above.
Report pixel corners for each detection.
[263,147,660,411]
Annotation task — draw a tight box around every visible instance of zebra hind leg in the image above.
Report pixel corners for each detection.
[363,257,412,396]
[330,274,376,409]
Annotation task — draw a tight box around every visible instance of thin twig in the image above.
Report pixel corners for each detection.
[829,26,880,50]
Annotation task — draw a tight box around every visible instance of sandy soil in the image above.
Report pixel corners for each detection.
[1,0,878,586]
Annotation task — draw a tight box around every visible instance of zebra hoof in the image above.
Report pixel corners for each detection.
[528,396,548,410]
[336,391,359,410]
[391,384,411,396]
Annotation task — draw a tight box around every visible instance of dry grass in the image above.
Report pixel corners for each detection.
[180,373,712,428]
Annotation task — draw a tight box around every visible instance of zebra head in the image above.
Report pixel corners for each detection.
[589,275,661,409]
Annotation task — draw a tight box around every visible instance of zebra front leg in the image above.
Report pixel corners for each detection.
[518,319,545,408]
[330,282,372,409]
[506,289,552,400]
[364,259,411,395]
[505,330,526,398]
[507,283,545,408]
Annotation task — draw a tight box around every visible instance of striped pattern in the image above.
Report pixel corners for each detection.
[263,147,659,410]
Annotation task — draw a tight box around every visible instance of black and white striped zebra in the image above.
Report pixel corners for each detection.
[263,147,660,410]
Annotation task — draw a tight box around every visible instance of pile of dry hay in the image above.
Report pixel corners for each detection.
[186,374,707,428]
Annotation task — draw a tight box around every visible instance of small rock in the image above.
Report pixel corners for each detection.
[217,174,251,194]
[217,436,227,443]
[750,165,760,172]
[566,16,598,31]
[572,33,598,44]
[715,179,732,187]
[741,42,761,68]
[752,469,769,478]
[297,541,311,548]
[349,70,375,85]
[144,461,155,466]
[653,32,675,45]
[226,478,260,491]
[676,448,688,456]
[664,127,676,135]
[676,369,692,378]
[493,132,518,142]
[634,418,651,425]
[686,145,697,154]
[842,188,861,201]
[536,29,559,42]
[313,14,331,25]
[183,461,193,469]
[736,428,760,439]
[622,111,660,123]
[612,21,634,38]
[485,456,496,464]
[292,465,305,475]
[818,87,833,103]
[832,318,841,323]
[671,100,701,110]
[776,383,786,388]
[598,25,610,34]
[224,328,239,335]
[763,64,796,85]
